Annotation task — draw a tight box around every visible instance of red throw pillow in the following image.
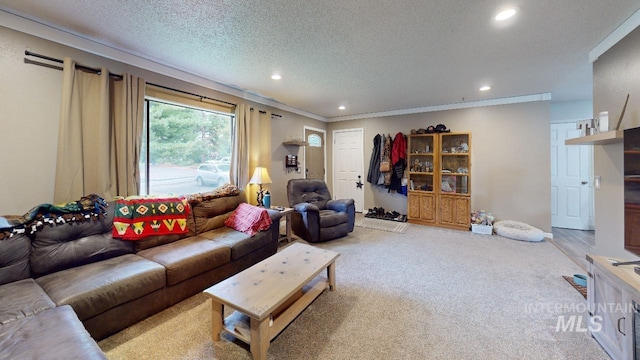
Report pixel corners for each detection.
[224,203,272,236]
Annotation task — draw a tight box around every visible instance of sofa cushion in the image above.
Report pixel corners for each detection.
[137,237,231,286]
[319,210,349,228]
[131,233,187,251]
[197,226,271,261]
[31,231,136,277]
[0,305,106,360]
[0,278,55,325]
[36,254,165,320]
[190,191,246,234]
[29,199,136,278]
[0,233,30,285]
[31,198,114,243]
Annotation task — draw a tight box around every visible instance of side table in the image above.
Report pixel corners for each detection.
[271,206,293,242]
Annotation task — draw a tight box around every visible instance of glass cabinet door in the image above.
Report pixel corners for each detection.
[440,134,470,195]
[408,135,435,192]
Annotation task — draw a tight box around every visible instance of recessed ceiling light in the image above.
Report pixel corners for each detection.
[271,74,282,80]
[495,8,516,21]
[479,85,491,91]
[338,105,346,110]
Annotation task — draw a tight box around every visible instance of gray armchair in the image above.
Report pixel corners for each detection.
[286,179,355,243]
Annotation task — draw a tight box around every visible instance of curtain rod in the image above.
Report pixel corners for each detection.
[250,108,282,118]
[25,50,123,79]
[24,50,246,110]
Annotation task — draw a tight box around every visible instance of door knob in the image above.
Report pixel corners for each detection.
[581,181,588,185]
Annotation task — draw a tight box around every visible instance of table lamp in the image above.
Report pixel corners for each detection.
[249,167,272,207]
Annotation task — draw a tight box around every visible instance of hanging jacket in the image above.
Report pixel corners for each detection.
[387,132,407,192]
[389,158,406,193]
[383,134,393,186]
[377,133,385,185]
[367,134,382,183]
[391,132,407,166]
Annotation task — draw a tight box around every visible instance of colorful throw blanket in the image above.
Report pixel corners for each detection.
[224,203,272,236]
[0,194,108,240]
[112,197,191,240]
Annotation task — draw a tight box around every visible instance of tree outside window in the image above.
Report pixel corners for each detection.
[140,100,232,195]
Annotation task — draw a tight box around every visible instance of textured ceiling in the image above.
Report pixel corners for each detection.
[1,1,639,120]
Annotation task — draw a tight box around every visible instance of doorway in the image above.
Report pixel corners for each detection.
[304,127,326,181]
[550,122,594,230]
[333,128,364,213]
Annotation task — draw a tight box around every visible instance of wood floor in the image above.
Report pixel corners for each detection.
[550,227,595,271]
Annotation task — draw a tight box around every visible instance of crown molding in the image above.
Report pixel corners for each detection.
[327,93,552,122]
[590,8,640,63]
[0,9,327,122]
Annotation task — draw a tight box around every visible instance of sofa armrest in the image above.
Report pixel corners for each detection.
[265,209,284,222]
[327,199,356,232]
[293,203,320,213]
[326,199,354,213]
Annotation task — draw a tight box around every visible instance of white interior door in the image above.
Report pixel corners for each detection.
[333,128,364,212]
[550,122,593,230]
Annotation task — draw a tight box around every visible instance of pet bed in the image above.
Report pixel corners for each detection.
[493,220,545,242]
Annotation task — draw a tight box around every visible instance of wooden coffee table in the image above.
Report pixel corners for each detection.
[203,242,339,360]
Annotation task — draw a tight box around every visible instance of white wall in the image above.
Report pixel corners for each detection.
[593,23,640,259]
[327,101,553,232]
[550,100,593,123]
[0,27,63,214]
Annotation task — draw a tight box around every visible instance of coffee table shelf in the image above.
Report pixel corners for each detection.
[221,275,328,343]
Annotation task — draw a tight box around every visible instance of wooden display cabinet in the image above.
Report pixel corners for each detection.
[407,132,471,230]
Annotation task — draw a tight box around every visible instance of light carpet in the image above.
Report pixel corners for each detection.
[355,217,409,233]
[99,224,608,360]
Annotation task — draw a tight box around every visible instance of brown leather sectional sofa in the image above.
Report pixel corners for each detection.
[0,190,281,359]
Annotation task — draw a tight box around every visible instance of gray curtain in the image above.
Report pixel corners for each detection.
[54,57,145,202]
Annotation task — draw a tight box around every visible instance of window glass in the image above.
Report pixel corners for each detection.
[140,100,233,195]
[308,134,322,147]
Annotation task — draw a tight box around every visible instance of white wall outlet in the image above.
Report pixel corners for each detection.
[595,175,601,190]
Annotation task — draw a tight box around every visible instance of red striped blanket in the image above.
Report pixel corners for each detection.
[224,203,272,236]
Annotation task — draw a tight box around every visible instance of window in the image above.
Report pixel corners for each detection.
[308,134,322,147]
[139,99,233,195]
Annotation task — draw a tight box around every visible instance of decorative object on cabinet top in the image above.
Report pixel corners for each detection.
[410,124,451,135]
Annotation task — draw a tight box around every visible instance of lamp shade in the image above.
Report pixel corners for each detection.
[249,167,272,185]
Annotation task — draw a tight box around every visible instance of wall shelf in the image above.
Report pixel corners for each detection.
[565,130,623,145]
[282,140,308,146]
